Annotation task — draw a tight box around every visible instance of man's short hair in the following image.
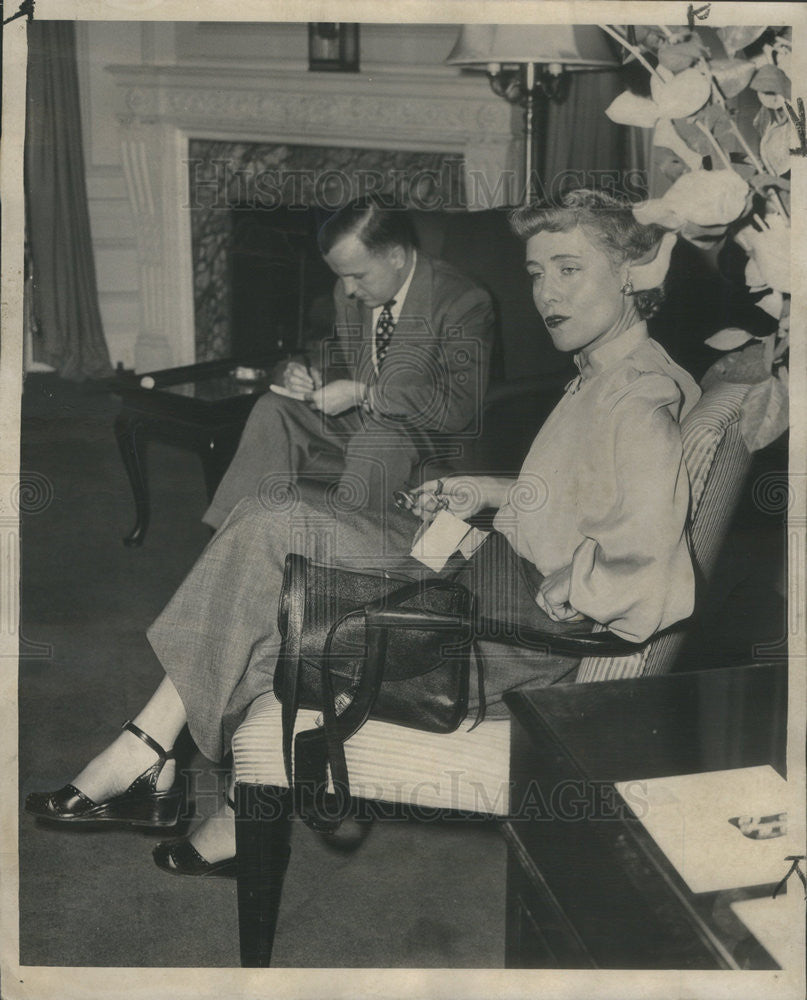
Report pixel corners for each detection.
[317,196,417,257]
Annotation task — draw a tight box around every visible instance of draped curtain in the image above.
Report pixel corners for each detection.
[537,67,649,199]
[25,21,112,380]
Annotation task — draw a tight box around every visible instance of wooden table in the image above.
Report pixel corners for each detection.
[502,663,788,969]
[111,356,280,546]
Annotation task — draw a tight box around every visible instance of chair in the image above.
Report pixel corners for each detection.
[230,379,753,966]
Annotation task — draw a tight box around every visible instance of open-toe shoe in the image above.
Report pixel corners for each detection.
[153,793,236,878]
[25,720,183,828]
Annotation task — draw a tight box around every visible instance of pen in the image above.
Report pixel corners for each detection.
[302,352,314,387]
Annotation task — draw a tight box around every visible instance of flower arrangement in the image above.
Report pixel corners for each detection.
[601,24,793,450]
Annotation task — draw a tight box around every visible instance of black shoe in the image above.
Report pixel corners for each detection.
[153,838,237,878]
[25,720,182,828]
[153,790,237,878]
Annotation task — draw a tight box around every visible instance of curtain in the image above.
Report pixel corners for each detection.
[25,21,112,380]
[537,68,648,200]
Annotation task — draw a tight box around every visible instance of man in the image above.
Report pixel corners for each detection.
[203,196,494,528]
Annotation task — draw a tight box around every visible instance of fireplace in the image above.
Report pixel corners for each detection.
[189,138,466,360]
[109,61,517,372]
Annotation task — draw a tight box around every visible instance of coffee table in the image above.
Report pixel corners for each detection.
[111,356,281,546]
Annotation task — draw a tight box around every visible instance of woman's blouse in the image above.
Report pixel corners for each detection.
[493,322,701,643]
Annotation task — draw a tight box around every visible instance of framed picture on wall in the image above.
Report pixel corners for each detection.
[308,22,360,72]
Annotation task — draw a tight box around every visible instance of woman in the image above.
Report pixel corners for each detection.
[25,189,700,875]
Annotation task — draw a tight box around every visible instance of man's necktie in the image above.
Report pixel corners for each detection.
[375,299,396,367]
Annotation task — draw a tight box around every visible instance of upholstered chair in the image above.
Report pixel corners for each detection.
[230,380,753,966]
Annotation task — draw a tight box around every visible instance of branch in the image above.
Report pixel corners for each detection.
[598,24,665,83]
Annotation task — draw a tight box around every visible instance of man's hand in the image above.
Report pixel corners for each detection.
[534,565,584,622]
[307,379,366,416]
[283,361,322,395]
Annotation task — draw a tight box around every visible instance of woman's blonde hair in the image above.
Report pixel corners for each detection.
[509,188,667,318]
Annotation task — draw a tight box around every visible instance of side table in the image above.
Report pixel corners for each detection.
[111,356,279,546]
[502,663,788,969]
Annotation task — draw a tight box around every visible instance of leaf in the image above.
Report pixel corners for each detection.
[679,221,730,249]
[657,40,707,73]
[605,90,660,128]
[717,26,766,58]
[632,26,666,52]
[710,58,757,98]
[651,68,712,118]
[653,118,704,170]
[700,342,770,390]
[757,291,784,319]
[631,231,678,291]
[654,147,691,184]
[672,106,743,158]
[705,328,755,351]
[740,372,789,451]
[759,121,795,176]
[750,64,791,99]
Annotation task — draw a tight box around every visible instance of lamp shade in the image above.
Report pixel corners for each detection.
[446,24,619,69]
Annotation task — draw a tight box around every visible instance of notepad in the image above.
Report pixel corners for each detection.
[615,766,791,894]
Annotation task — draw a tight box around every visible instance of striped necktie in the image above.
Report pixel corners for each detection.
[375,299,396,367]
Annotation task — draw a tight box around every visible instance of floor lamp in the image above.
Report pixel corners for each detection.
[446,25,620,203]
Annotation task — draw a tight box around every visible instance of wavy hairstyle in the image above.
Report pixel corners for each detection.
[317,195,417,258]
[509,188,667,319]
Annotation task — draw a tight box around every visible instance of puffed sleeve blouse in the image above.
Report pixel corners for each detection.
[493,322,702,643]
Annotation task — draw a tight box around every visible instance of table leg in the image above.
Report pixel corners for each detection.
[114,411,151,547]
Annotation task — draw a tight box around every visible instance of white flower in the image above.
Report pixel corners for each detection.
[736,216,790,293]
[606,68,711,129]
[634,168,749,229]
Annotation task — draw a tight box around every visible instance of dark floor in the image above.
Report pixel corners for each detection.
[17,374,507,969]
[16,373,787,970]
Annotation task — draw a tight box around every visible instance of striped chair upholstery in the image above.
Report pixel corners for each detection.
[233,380,752,809]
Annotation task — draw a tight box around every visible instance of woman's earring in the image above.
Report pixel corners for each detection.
[621,278,634,296]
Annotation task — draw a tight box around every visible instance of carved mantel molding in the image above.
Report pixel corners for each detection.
[109,63,519,369]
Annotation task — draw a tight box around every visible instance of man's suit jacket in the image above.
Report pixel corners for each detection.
[320,253,494,440]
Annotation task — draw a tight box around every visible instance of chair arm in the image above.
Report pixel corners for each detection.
[365,607,640,657]
[475,617,639,656]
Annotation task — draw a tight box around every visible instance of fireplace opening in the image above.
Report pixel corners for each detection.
[229,205,337,359]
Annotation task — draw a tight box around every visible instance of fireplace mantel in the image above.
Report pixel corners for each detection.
[108,62,519,370]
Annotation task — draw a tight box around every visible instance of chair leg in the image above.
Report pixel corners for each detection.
[234,782,293,968]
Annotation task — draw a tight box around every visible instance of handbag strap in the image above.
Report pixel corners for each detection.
[281,564,482,831]
[312,584,485,828]
[278,553,307,791]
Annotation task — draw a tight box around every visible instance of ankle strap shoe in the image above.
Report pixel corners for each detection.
[24,720,183,828]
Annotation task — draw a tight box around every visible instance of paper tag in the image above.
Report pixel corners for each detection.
[457,525,489,560]
[409,509,474,572]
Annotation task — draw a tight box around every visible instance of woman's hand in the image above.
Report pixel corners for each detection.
[534,565,585,622]
[409,476,505,522]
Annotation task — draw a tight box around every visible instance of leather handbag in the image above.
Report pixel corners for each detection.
[273,552,485,831]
